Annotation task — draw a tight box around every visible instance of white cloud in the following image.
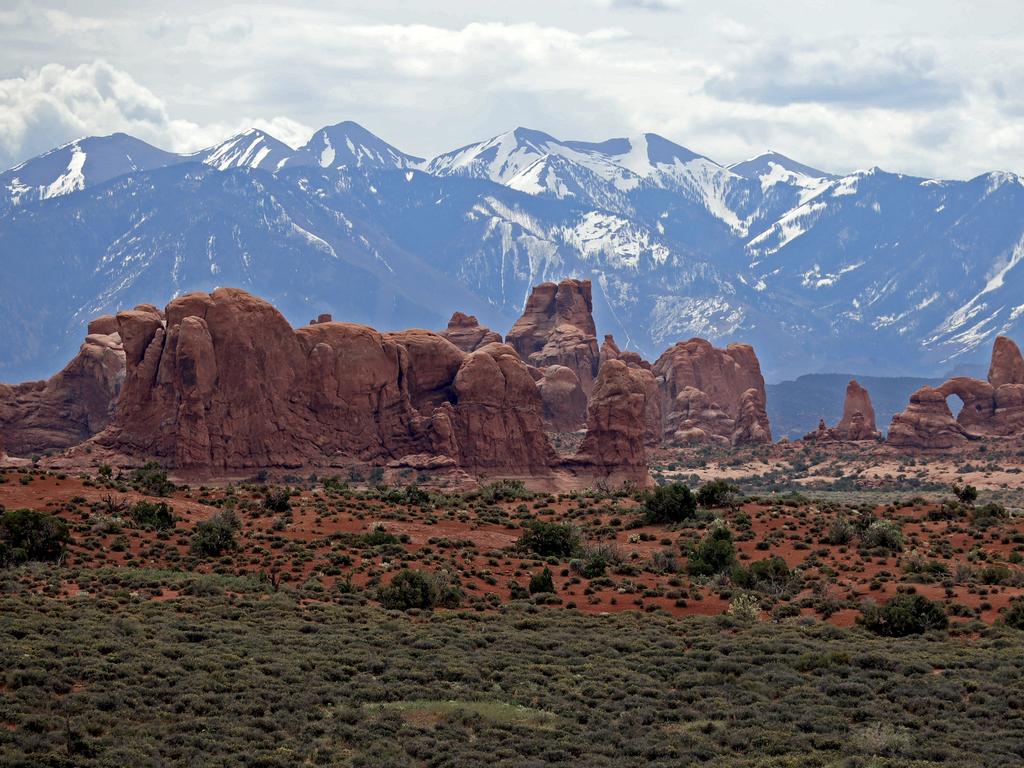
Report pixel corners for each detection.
[0,4,1022,179]
[0,60,312,168]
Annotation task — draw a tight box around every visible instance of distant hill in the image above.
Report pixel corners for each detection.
[767,373,945,439]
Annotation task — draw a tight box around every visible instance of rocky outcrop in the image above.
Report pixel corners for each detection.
[537,365,587,431]
[888,335,1024,447]
[569,360,651,486]
[91,288,557,477]
[652,339,771,445]
[440,312,502,353]
[888,386,973,449]
[0,327,125,456]
[506,279,600,395]
[988,336,1024,388]
[804,379,881,442]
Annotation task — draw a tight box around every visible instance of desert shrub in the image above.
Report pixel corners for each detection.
[401,484,431,506]
[858,594,948,636]
[732,556,793,594]
[190,510,239,557]
[825,516,855,545]
[529,567,555,594]
[571,542,621,578]
[695,479,739,508]
[361,525,400,547]
[131,462,175,497]
[861,519,903,552]
[902,555,949,579]
[129,500,175,530]
[727,593,761,623]
[1002,598,1024,630]
[978,564,1010,585]
[378,570,461,610]
[688,524,735,577]
[479,479,531,503]
[972,502,1008,528]
[264,488,292,513]
[0,508,70,564]
[518,521,579,558]
[643,483,696,524]
[952,483,978,503]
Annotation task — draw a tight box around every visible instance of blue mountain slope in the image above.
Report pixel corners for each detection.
[2,123,1024,386]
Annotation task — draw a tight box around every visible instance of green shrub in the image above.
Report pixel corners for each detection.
[972,502,1008,527]
[361,526,400,547]
[479,479,531,503]
[264,488,292,513]
[861,519,903,552]
[1002,598,1024,630]
[978,564,1010,585]
[688,524,735,577]
[952,483,978,503]
[378,570,461,610]
[518,521,578,558]
[0,508,70,564]
[529,567,555,594]
[643,483,696,524]
[128,500,175,530]
[825,516,855,545]
[571,543,621,578]
[858,594,949,636]
[695,479,739,508]
[732,556,792,593]
[190,510,239,557]
[131,462,175,496]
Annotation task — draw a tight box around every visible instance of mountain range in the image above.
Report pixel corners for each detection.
[3,120,1023,385]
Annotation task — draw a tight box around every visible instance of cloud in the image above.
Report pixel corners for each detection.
[597,0,686,11]
[706,38,962,110]
[0,60,313,169]
[0,6,1022,179]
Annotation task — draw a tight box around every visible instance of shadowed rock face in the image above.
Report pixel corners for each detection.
[537,365,587,432]
[92,288,558,477]
[506,279,600,396]
[652,339,771,446]
[0,327,125,456]
[888,335,1024,448]
[570,359,651,486]
[804,379,881,442]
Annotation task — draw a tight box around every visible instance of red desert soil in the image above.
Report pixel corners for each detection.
[2,468,1022,627]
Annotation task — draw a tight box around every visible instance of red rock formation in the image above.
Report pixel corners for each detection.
[445,343,557,474]
[888,336,1024,447]
[804,379,881,442]
[506,279,599,394]
[91,288,557,477]
[988,336,1024,388]
[569,359,651,486]
[0,327,125,456]
[537,365,587,431]
[440,312,502,353]
[652,339,771,445]
[888,386,972,449]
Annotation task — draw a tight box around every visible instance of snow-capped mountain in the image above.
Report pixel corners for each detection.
[0,133,183,214]
[2,121,1023,387]
[285,121,424,171]
[192,128,296,172]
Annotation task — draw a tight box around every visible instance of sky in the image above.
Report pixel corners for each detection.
[1,1,1022,178]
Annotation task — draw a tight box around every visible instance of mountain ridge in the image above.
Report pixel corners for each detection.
[3,120,1024,386]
